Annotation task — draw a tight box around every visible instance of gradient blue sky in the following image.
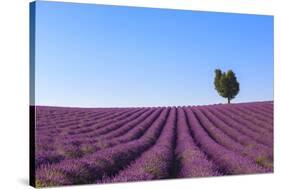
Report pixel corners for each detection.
[34,1,274,107]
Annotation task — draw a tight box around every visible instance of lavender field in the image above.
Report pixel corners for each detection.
[35,101,273,187]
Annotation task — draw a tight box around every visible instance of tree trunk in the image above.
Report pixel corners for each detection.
[228,98,230,104]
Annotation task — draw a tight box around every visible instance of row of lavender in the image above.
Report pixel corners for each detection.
[35,101,273,187]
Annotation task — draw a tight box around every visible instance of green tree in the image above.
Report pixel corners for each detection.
[214,69,240,104]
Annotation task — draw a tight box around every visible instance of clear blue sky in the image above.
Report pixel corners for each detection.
[34,1,274,107]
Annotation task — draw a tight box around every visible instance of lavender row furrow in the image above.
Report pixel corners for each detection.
[57,108,160,155]
[35,108,162,168]
[234,104,273,124]
[243,103,273,119]
[175,107,220,177]
[36,108,138,139]
[36,107,120,130]
[65,108,144,135]
[65,108,141,130]
[214,105,273,133]
[232,105,273,126]
[100,107,177,183]
[206,106,273,147]
[35,108,170,186]
[199,107,273,169]
[185,108,268,174]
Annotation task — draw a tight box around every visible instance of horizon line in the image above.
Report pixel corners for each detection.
[31,100,274,109]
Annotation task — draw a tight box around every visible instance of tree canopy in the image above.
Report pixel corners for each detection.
[214,69,240,104]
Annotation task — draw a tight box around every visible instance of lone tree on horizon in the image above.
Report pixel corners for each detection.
[214,69,240,104]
